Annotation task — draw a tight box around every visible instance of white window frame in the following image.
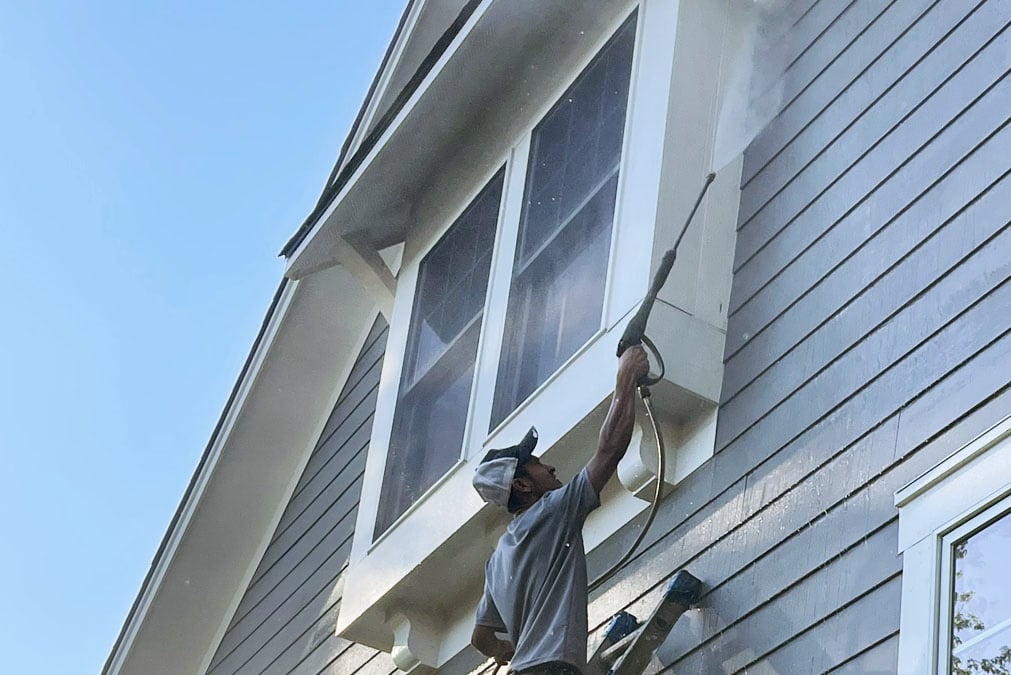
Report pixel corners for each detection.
[473,9,644,444]
[362,157,516,546]
[362,5,647,549]
[895,414,1011,674]
[372,165,509,538]
[337,0,742,662]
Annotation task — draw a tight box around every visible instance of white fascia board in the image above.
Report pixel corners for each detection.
[283,0,494,279]
[103,279,297,675]
[105,267,377,675]
[356,1,487,153]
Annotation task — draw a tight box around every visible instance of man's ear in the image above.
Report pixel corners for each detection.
[512,475,532,494]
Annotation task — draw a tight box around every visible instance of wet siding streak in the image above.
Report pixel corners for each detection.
[727,10,1011,337]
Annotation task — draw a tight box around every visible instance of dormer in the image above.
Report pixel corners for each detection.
[283,0,749,669]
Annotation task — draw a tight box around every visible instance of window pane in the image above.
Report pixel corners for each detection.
[491,14,636,428]
[950,510,1011,674]
[375,170,503,537]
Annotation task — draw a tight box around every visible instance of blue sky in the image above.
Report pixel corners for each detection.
[0,2,405,672]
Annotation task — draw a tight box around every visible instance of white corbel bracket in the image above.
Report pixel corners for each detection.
[287,234,397,319]
[618,422,675,501]
[617,404,718,499]
[387,609,440,674]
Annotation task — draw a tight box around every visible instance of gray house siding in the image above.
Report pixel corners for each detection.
[588,0,1011,673]
[207,316,400,675]
[207,1,1011,673]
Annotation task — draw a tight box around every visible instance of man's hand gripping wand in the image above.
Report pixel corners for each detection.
[616,171,716,372]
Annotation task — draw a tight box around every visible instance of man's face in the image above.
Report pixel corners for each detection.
[516,455,563,497]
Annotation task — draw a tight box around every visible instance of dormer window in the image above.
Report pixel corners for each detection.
[491,16,636,428]
[375,170,504,536]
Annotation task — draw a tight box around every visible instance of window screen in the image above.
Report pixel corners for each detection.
[375,170,504,537]
[950,510,1011,674]
[491,14,636,429]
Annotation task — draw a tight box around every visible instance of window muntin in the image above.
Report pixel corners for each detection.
[949,510,1011,674]
[375,170,504,537]
[490,14,636,429]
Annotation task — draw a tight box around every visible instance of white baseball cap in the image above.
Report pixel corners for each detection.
[472,427,539,507]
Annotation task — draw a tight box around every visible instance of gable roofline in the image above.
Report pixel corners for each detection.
[102,279,290,675]
[104,267,380,674]
[279,0,482,258]
[315,0,417,212]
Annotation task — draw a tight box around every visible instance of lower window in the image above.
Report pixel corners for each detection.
[945,506,1011,674]
[894,414,1011,675]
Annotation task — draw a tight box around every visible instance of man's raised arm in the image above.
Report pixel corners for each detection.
[586,346,650,494]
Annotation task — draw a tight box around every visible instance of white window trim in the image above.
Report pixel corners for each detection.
[475,9,644,445]
[895,414,1011,674]
[360,156,515,550]
[337,0,743,664]
[355,1,648,556]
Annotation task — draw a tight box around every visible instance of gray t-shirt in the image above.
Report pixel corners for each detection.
[476,467,600,672]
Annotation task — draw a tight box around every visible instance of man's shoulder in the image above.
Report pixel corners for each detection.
[543,467,600,522]
[547,467,595,504]
[500,469,597,538]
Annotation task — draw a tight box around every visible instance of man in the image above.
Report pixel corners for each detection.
[471,346,650,674]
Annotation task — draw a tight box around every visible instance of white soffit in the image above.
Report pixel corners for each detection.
[105,266,376,675]
[285,0,630,278]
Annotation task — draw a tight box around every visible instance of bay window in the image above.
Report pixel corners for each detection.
[376,13,639,534]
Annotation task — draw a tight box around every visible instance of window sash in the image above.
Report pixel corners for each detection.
[375,169,504,537]
[490,14,636,429]
[943,506,1011,674]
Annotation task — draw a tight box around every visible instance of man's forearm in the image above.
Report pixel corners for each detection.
[472,626,514,664]
[586,376,639,493]
[587,346,648,493]
[598,375,639,462]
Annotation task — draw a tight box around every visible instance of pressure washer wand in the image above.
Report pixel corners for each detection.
[589,171,717,593]
[616,172,716,374]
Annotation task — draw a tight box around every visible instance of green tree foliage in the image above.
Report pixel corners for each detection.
[950,542,1011,675]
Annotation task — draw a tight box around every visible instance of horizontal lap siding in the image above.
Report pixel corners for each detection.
[208,317,393,675]
[729,0,1009,329]
[588,0,1011,673]
[826,634,899,674]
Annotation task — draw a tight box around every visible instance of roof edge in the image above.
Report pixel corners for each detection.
[102,278,290,674]
[279,0,483,258]
[318,1,418,207]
